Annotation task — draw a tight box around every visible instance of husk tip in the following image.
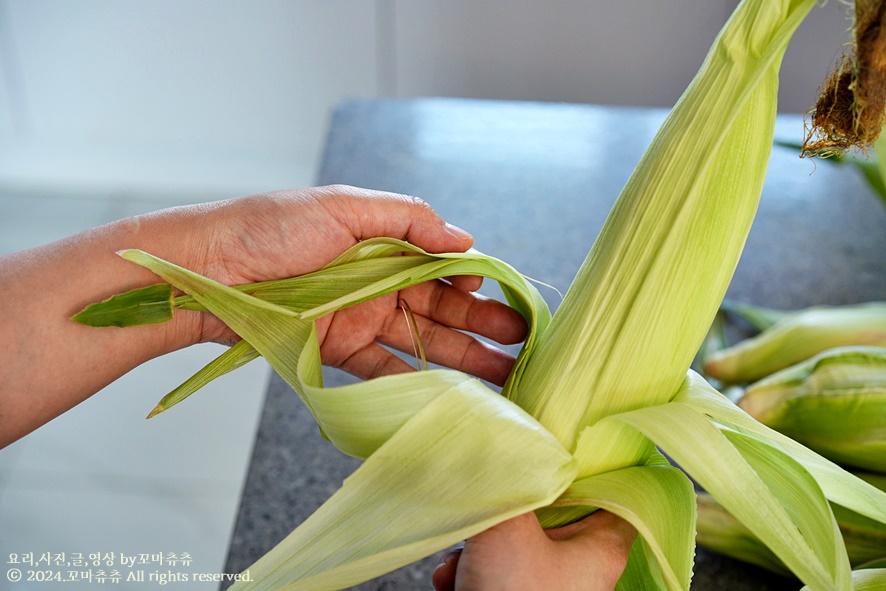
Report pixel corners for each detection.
[146,404,165,419]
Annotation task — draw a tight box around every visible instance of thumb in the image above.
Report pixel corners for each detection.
[544,510,637,588]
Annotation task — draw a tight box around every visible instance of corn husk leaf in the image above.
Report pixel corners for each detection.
[719,299,791,333]
[241,380,576,591]
[705,303,886,383]
[616,538,669,591]
[74,248,449,324]
[696,471,886,576]
[114,239,551,420]
[72,283,174,327]
[119,243,549,458]
[738,346,886,472]
[148,340,259,417]
[509,0,818,451]
[118,250,577,591]
[550,459,697,591]
[801,569,886,591]
[695,492,793,576]
[677,372,886,527]
[608,385,851,591]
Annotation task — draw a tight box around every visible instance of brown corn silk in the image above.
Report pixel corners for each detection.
[803,0,886,155]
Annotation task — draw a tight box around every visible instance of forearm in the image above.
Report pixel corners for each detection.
[0,186,515,447]
[0,208,206,447]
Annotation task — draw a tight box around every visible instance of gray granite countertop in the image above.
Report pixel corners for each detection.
[223,98,886,590]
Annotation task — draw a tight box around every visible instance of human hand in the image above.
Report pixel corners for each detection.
[165,185,527,386]
[432,511,636,591]
[2,184,529,445]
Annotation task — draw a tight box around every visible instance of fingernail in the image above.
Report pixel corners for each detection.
[435,543,465,567]
[444,223,473,242]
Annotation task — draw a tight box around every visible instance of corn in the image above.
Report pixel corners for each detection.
[737,346,886,473]
[705,303,886,384]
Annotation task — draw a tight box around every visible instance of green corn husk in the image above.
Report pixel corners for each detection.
[71,1,886,590]
[695,491,794,577]
[74,250,442,328]
[697,471,886,577]
[705,303,886,384]
[737,346,886,473]
[719,298,791,332]
[803,569,886,591]
[872,130,886,208]
[72,283,175,326]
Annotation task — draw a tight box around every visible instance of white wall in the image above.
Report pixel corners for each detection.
[391,0,848,112]
[0,0,853,200]
[0,0,381,198]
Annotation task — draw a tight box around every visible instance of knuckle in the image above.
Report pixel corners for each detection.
[403,193,435,217]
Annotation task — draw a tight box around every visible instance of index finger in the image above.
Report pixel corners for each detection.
[318,185,476,254]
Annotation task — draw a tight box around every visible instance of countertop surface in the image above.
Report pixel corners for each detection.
[223,97,886,590]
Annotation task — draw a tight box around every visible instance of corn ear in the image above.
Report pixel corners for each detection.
[737,346,886,473]
[705,303,886,383]
[832,472,886,571]
[509,0,818,450]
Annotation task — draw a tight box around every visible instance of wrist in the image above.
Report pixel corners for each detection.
[0,203,220,446]
[104,207,214,350]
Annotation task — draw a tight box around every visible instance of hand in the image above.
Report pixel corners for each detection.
[0,185,526,446]
[151,185,528,386]
[432,511,636,591]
